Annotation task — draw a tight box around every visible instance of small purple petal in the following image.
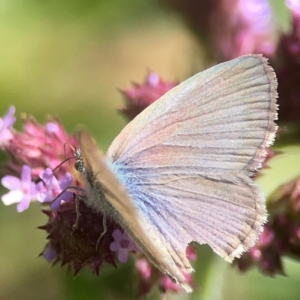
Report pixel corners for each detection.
[118,249,129,263]
[58,172,72,190]
[61,191,73,201]
[45,122,59,134]
[0,106,15,146]
[43,243,57,262]
[128,240,140,252]
[50,197,63,210]
[1,176,21,190]
[40,168,58,187]
[2,190,23,205]
[2,106,16,128]
[147,73,159,86]
[21,165,32,185]
[35,181,47,202]
[17,195,31,212]
[30,182,36,196]
[110,241,119,252]
[38,170,73,209]
[42,191,56,203]
[112,229,123,242]
[49,191,73,210]
[121,232,139,252]
[110,229,138,263]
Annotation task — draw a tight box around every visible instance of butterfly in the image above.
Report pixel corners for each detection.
[75,54,278,292]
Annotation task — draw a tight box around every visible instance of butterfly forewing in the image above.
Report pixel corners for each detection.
[105,55,277,278]
[77,130,192,292]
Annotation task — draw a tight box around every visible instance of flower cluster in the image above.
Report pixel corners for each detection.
[0,107,75,211]
[0,107,139,278]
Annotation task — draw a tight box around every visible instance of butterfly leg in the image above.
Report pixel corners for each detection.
[96,213,107,250]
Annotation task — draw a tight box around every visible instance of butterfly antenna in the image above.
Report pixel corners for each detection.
[52,156,77,174]
[52,143,78,174]
[64,142,76,155]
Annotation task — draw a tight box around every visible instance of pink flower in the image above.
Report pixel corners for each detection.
[110,229,139,263]
[1,165,36,212]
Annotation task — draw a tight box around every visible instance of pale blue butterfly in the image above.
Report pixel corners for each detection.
[75,54,278,292]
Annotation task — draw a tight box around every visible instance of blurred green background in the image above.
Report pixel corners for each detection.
[0,1,300,299]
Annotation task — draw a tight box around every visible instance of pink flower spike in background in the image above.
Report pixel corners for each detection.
[159,275,181,293]
[1,165,36,212]
[159,271,193,294]
[136,258,152,281]
[0,106,16,147]
[110,229,139,263]
[120,72,177,120]
[36,168,73,210]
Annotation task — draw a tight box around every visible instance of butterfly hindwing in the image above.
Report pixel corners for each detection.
[106,54,277,277]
